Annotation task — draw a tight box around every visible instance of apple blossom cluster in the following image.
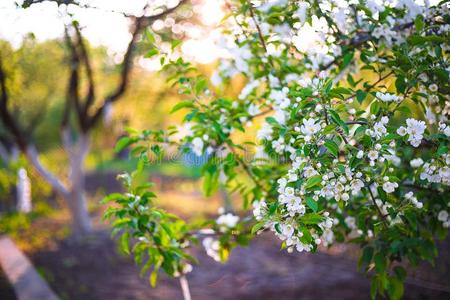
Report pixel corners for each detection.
[202,237,221,262]
[419,154,450,186]
[176,0,448,263]
[210,0,449,83]
[397,118,427,147]
[201,210,240,261]
[405,191,423,209]
[216,212,240,231]
[375,92,402,103]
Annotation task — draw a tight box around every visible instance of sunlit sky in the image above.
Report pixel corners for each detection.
[0,0,440,67]
[0,0,225,66]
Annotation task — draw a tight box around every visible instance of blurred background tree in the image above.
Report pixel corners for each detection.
[0,0,190,236]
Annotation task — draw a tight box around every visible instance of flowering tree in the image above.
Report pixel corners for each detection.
[104,0,449,299]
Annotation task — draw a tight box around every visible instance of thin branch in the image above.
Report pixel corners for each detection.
[401,182,443,193]
[321,22,414,70]
[226,142,269,193]
[21,0,79,7]
[342,70,394,103]
[367,185,388,228]
[247,0,276,71]
[346,121,367,125]
[179,275,192,300]
[247,2,268,53]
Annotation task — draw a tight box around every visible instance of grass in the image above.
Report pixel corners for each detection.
[0,202,70,253]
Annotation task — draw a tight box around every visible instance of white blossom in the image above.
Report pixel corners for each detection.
[191,137,204,156]
[300,118,321,137]
[382,181,398,193]
[410,158,424,168]
[216,213,239,229]
[202,237,221,262]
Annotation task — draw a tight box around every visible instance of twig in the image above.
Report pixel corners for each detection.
[226,142,269,193]
[321,22,414,70]
[247,2,268,53]
[179,275,192,300]
[367,185,388,228]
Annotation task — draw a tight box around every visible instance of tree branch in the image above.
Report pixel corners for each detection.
[21,0,79,8]
[64,26,86,130]
[321,22,414,70]
[26,146,69,197]
[367,185,388,228]
[72,24,96,118]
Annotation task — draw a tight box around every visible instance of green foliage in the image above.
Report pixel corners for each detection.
[103,161,198,284]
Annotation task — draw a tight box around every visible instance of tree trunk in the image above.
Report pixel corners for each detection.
[26,133,93,236]
[67,133,92,236]
[67,188,91,235]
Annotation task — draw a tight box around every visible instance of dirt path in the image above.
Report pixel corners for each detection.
[0,265,17,300]
[24,230,449,300]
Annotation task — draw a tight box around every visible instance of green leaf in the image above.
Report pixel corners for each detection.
[305,175,322,189]
[340,51,354,69]
[145,48,159,58]
[370,101,380,115]
[387,277,404,300]
[395,76,406,94]
[171,101,195,113]
[306,197,318,212]
[324,140,339,158]
[359,246,374,270]
[115,137,136,153]
[195,78,208,95]
[437,145,448,156]
[322,124,337,135]
[145,29,155,43]
[251,222,265,234]
[414,15,424,32]
[203,168,219,196]
[370,277,379,300]
[265,116,278,125]
[356,90,367,104]
[120,231,130,255]
[301,213,323,224]
[101,193,124,204]
[331,87,352,95]
[274,223,282,234]
[150,270,158,287]
[328,110,348,133]
[171,39,182,50]
[374,252,386,273]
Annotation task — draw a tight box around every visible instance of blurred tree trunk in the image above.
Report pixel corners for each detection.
[65,133,91,234]
[67,188,91,234]
[25,132,92,235]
